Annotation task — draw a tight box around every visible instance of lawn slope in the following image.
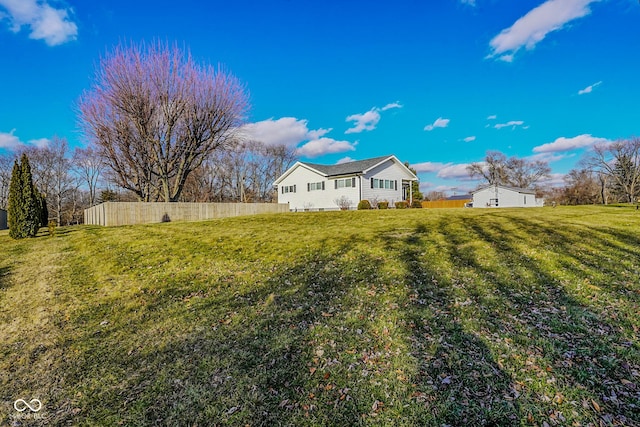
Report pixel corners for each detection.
[1,206,639,426]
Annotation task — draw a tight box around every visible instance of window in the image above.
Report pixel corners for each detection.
[307,181,325,191]
[282,185,296,194]
[370,178,398,190]
[489,198,498,206]
[334,177,356,189]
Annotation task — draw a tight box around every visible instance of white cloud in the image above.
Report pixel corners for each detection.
[487,0,599,61]
[494,120,525,130]
[0,0,78,46]
[240,117,356,158]
[424,117,450,131]
[527,152,572,163]
[28,137,51,148]
[540,173,566,187]
[497,54,515,63]
[345,109,381,134]
[437,163,473,179]
[487,115,497,120]
[240,117,322,147]
[460,0,476,6]
[533,134,610,153]
[463,136,476,142]
[0,129,50,151]
[411,160,473,180]
[345,102,402,134]
[381,102,402,111]
[336,156,355,165]
[0,129,22,150]
[411,161,448,173]
[578,81,602,95]
[297,138,356,158]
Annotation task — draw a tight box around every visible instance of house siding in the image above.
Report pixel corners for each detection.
[361,160,405,205]
[277,166,359,210]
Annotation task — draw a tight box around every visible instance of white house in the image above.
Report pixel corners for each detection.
[274,155,418,211]
[472,184,544,208]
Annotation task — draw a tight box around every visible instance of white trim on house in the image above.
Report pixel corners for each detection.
[471,184,544,208]
[274,155,418,211]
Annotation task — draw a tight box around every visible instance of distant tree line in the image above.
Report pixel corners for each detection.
[462,139,640,206]
[0,137,296,226]
[547,137,640,206]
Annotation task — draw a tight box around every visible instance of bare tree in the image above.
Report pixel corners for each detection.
[425,190,446,201]
[563,168,600,205]
[73,146,103,206]
[505,157,551,188]
[21,137,77,225]
[180,140,296,203]
[243,141,297,202]
[79,41,249,202]
[597,172,609,205]
[582,138,640,203]
[467,150,550,188]
[467,151,509,185]
[0,153,15,209]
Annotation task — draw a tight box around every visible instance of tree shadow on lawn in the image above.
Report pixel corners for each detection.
[449,214,639,425]
[0,265,10,291]
[43,241,418,426]
[383,225,521,426]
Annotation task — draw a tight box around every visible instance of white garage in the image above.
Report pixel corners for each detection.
[472,185,544,208]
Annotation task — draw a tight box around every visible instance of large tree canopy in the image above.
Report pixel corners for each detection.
[467,151,551,189]
[79,41,249,202]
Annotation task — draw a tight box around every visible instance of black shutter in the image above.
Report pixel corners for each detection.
[307,183,310,192]
[335,180,338,189]
[395,180,398,191]
[322,181,325,190]
[370,178,374,189]
[352,177,356,187]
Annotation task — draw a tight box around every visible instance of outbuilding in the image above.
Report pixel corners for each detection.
[472,184,544,208]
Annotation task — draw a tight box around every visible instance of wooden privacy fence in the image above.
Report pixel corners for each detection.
[84,202,290,226]
[421,199,471,209]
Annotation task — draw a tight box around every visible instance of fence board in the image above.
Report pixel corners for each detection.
[84,202,289,226]
[421,200,471,209]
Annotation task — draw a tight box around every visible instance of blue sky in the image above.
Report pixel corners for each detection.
[1,0,639,194]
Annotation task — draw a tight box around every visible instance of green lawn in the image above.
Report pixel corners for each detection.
[1,206,639,426]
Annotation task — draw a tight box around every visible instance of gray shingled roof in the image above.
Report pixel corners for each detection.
[447,194,472,201]
[300,155,393,177]
[472,184,536,194]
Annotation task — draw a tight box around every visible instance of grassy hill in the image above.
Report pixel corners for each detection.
[1,206,639,426]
